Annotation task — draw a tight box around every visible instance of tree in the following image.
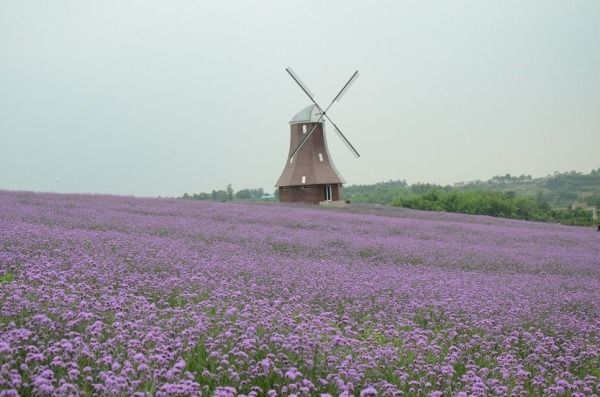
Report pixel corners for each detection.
[212,190,228,202]
[226,184,234,201]
[252,188,264,199]
[193,192,211,200]
[235,189,252,200]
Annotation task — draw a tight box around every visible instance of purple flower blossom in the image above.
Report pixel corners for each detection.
[360,386,377,397]
[285,367,302,380]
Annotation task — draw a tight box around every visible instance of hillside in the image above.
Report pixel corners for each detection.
[1,191,600,395]
[453,169,600,208]
[344,169,600,225]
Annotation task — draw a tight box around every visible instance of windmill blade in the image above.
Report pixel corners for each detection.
[285,67,322,109]
[325,115,360,158]
[288,114,325,160]
[285,67,360,159]
[324,70,359,112]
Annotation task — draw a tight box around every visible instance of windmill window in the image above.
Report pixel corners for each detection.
[318,153,323,162]
[302,176,306,184]
[302,125,307,133]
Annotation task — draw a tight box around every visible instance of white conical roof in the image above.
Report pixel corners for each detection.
[289,104,323,124]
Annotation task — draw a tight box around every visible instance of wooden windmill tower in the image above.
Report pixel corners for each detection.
[276,67,360,204]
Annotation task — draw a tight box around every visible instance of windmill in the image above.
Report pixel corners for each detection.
[275,67,360,204]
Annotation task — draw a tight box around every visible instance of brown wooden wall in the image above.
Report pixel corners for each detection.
[276,123,345,187]
[279,184,342,204]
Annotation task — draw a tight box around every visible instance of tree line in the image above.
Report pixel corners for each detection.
[182,185,275,202]
[345,169,600,226]
[392,189,594,226]
[180,169,599,226]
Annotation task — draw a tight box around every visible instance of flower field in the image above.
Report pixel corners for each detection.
[1,190,599,397]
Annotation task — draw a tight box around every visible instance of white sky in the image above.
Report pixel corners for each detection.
[1,1,599,196]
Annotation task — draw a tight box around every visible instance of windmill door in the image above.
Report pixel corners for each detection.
[324,185,332,201]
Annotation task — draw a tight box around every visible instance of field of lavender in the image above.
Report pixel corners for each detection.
[1,190,599,397]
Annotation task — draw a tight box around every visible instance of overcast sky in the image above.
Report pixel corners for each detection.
[1,1,599,197]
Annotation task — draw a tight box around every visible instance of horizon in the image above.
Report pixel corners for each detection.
[2,165,598,199]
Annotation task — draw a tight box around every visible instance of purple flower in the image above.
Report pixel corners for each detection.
[0,341,11,354]
[285,367,302,380]
[360,387,377,397]
[1,190,600,397]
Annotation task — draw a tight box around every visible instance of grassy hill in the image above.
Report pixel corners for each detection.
[345,168,600,226]
[453,170,600,208]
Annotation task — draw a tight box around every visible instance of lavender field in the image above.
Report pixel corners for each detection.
[1,191,599,397]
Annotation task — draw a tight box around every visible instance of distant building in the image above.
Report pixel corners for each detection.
[571,202,598,221]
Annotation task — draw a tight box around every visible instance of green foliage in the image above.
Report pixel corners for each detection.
[344,169,600,226]
[212,189,229,202]
[587,192,600,208]
[344,180,408,204]
[358,248,377,258]
[184,192,211,200]
[181,186,232,202]
[0,272,15,284]
[391,189,594,225]
[182,186,272,202]
[235,188,264,200]
[167,289,187,308]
